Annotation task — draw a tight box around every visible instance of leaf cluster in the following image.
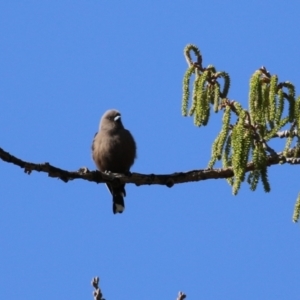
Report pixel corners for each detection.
[182,44,300,201]
[182,44,230,126]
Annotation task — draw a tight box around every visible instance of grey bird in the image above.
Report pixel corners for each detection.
[92,109,136,214]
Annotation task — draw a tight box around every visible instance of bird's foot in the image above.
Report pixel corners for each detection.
[78,167,90,174]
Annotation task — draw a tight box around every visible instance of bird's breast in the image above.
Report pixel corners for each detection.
[96,132,136,173]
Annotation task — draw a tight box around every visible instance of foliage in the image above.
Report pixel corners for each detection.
[182,44,300,219]
[293,193,300,223]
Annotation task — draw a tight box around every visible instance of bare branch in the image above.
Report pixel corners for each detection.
[91,277,105,300]
[0,147,299,189]
[273,129,298,138]
[177,291,187,300]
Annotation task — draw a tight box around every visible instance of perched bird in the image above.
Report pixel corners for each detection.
[92,109,136,214]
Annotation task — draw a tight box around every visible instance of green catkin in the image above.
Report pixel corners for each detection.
[219,72,231,98]
[268,75,278,122]
[275,88,284,124]
[189,71,200,116]
[213,83,220,112]
[217,106,231,158]
[223,135,234,186]
[184,44,201,66]
[283,135,293,157]
[182,65,195,116]
[208,134,221,168]
[249,145,261,191]
[232,110,249,195]
[195,71,209,126]
[292,193,300,223]
[223,134,232,168]
[295,97,300,128]
[249,71,263,124]
[260,152,270,192]
[249,170,261,191]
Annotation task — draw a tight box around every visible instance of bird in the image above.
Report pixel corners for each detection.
[92,109,136,214]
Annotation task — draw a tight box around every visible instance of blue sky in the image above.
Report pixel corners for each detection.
[0,1,299,299]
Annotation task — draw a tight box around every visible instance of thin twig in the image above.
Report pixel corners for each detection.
[273,129,298,138]
[91,277,105,300]
[177,291,187,300]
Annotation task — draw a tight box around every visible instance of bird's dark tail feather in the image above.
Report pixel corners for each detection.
[113,194,125,214]
[106,183,126,214]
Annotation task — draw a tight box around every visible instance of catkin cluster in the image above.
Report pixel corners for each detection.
[182,44,300,197]
[182,44,230,126]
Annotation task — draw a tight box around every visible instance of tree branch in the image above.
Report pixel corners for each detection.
[273,129,298,138]
[0,146,299,188]
[176,291,187,300]
[91,277,105,300]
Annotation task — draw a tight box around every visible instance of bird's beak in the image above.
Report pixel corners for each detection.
[114,115,121,122]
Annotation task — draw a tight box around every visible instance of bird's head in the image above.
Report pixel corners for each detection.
[100,109,124,131]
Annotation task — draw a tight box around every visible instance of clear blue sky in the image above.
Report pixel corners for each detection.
[0,1,299,299]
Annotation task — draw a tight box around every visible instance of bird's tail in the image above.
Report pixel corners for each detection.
[106,184,126,214]
[113,194,125,214]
